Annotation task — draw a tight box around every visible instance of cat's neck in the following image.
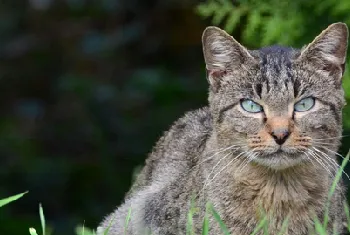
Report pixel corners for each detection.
[205,149,331,215]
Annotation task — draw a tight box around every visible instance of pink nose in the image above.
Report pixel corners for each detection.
[271,128,290,145]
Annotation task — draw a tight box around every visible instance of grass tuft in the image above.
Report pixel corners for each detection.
[3,153,350,235]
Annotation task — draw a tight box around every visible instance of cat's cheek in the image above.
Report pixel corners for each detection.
[232,121,262,135]
[294,111,339,137]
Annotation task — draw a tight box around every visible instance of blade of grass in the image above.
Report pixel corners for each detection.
[39,203,46,235]
[104,212,117,235]
[333,221,340,235]
[208,203,230,235]
[251,217,267,235]
[186,197,199,235]
[344,202,350,232]
[323,151,349,228]
[75,225,96,235]
[315,215,328,235]
[0,191,28,207]
[202,203,210,235]
[277,213,291,235]
[186,207,196,235]
[29,228,39,235]
[124,208,132,235]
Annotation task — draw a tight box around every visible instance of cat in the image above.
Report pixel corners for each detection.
[97,23,349,235]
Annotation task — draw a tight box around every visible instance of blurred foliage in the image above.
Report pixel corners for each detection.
[0,0,205,234]
[2,0,350,234]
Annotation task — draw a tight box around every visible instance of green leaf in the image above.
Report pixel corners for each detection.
[224,9,243,33]
[0,191,28,208]
[212,4,228,25]
[243,9,262,45]
[196,1,216,18]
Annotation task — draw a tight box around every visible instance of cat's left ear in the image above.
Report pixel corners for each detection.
[202,26,255,92]
[298,23,348,80]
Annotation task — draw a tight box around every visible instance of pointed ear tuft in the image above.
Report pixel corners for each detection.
[202,26,254,91]
[299,23,348,79]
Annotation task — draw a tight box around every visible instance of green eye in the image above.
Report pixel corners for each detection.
[241,99,263,113]
[294,97,315,112]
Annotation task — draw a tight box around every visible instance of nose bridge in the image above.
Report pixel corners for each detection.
[266,116,289,130]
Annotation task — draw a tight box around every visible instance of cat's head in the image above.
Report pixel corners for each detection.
[202,23,348,170]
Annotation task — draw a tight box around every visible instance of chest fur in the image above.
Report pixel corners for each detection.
[209,169,329,234]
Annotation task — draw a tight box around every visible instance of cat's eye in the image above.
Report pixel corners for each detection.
[294,97,315,112]
[240,99,263,113]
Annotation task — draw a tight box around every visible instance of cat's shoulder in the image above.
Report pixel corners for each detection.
[151,106,212,159]
[125,107,212,197]
[170,106,212,137]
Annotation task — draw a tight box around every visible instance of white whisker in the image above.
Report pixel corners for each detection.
[311,141,338,146]
[208,151,248,185]
[239,150,258,173]
[198,145,240,165]
[311,135,348,141]
[307,149,334,178]
[317,146,345,160]
[202,151,233,189]
[313,147,350,180]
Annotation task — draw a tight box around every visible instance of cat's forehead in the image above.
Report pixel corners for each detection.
[247,46,300,108]
[252,45,299,78]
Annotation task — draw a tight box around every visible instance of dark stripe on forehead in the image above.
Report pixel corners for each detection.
[286,62,293,80]
[260,55,270,93]
[284,78,289,90]
[254,83,262,98]
[293,79,301,97]
[273,61,281,74]
[259,46,295,94]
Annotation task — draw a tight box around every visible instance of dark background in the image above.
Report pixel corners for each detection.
[1,0,350,234]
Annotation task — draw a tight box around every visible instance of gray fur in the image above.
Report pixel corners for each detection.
[98,23,349,235]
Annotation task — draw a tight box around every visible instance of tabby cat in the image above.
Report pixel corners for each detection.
[97,23,349,235]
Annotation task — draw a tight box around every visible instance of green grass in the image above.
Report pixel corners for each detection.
[1,152,350,235]
[0,191,27,208]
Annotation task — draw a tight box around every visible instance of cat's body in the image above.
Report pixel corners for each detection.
[98,23,349,235]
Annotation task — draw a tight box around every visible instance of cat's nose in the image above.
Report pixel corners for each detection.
[271,128,290,145]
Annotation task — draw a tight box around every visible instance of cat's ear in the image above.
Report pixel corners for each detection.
[298,23,348,80]
[202,26,254,92]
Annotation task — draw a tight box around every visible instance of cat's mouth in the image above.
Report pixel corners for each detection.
[252,147,307,170]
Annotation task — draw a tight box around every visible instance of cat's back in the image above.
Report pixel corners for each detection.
[127,106,212,196]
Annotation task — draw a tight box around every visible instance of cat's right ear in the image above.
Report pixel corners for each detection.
[298,23,348,81]
[202,26,254,92]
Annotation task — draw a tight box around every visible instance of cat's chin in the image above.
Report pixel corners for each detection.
[251,150,307,170]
